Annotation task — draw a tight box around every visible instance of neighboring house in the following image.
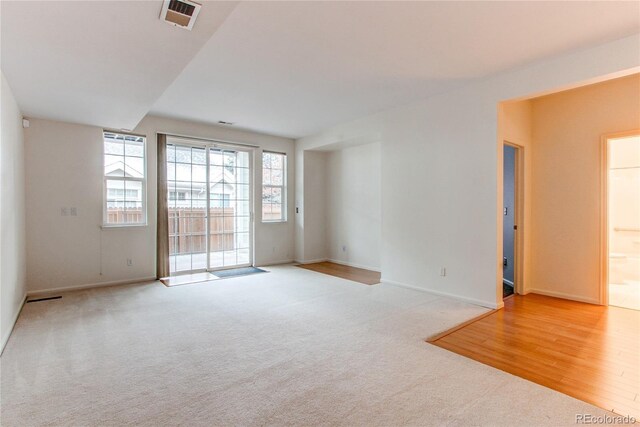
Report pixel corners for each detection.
[105,161,143,210]
[168,168,237,209]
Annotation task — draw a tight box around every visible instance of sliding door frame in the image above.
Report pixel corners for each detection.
[166,135,256,275]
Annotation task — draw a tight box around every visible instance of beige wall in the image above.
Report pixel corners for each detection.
[301,151,327,262]
[326,142,381,271]
[529,74,640,303]
[24,115,295,293]
[1,71,27,352]
[498,100,533,297]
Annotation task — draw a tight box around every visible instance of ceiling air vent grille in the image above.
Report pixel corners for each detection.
[160,0,201,31]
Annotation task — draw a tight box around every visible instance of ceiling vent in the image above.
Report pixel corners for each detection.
[160,0,201,31]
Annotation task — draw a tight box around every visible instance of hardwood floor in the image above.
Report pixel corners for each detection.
[430,294,640,419]
[297,261,381,285]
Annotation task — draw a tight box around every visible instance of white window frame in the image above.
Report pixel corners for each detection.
[262,151,287,223]
[102,131,148,227]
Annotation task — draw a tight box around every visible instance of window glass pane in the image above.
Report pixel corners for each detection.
[210,150,224,166]
[237,167,250,184]
[125,140,144,157]
[167,145,176,162]
[105,155,124,176]
[191,198,207,211]
[237,152,250,168]
[104,132,146,225]
[124,156,144,178]
[236,200,250,217]
[236,232,250,249]
[271,154,283,169]
[271,169,283,186]
[263,153,272,169]
[270,187,282,204]
[176,163,191,181]
[237,248,250,265]
[236,184,249,200]
[223,151,236,170]
[167,162,176,181]
[237,216,250,233]
[192,164,206,183]
[262,187,271,206]
[105,140,124,155]
[261,152,286,222]
[263,168,271,186]
[192,147,206,164]
[175,146,191,163]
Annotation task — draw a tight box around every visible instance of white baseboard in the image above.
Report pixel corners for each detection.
[1,293,27,356]
[27,276,158,297]
[529,288,601,305]
[327,258,381,272]
[294,258,328,265]
[257,259,295,267]
[381,279,502,309]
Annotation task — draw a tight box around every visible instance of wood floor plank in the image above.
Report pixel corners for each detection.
[297,261,381,285]
[430,294,640,420]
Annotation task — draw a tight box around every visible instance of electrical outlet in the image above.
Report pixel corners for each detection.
[127,258,133,267]
[342,245,347,252]
[440,267,446,277]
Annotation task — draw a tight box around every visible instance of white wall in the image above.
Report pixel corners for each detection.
[326,143,381,270]
[296,34,640,308]
[24,115,295,293]
[1,71,27,352]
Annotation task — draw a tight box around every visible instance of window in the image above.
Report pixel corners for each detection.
[262,151,286,222]
[211,193,231,208]
[169,191,188,201]
[103,131,146,226]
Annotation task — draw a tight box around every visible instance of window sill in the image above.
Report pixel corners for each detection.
[262,220,288,224]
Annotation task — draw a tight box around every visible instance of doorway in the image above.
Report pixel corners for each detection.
[167,138,253,275]
[503,144,518,299]
[604,133,640,310]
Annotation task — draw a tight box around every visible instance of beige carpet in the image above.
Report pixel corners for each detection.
[1,265,615,426]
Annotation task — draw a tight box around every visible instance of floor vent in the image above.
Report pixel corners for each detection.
[27,296,62,303]
[160,0,201,31]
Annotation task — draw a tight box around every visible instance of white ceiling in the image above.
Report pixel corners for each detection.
[0,1,238,130]
[2,1,639,138]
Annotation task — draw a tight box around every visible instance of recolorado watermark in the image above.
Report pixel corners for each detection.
[576,414,636,424]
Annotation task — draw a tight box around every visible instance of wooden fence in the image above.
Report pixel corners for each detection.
[169,208,234,255]
[106,208,235,255]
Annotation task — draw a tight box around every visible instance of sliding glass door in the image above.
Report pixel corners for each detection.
[167,139,252,275]
[208,148,251,269]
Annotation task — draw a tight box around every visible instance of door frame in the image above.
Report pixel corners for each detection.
[599,129,640,305]
[166,136,256,275]
[503,141,525,297]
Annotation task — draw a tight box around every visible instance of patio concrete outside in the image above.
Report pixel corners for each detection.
[170,249,251,273]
